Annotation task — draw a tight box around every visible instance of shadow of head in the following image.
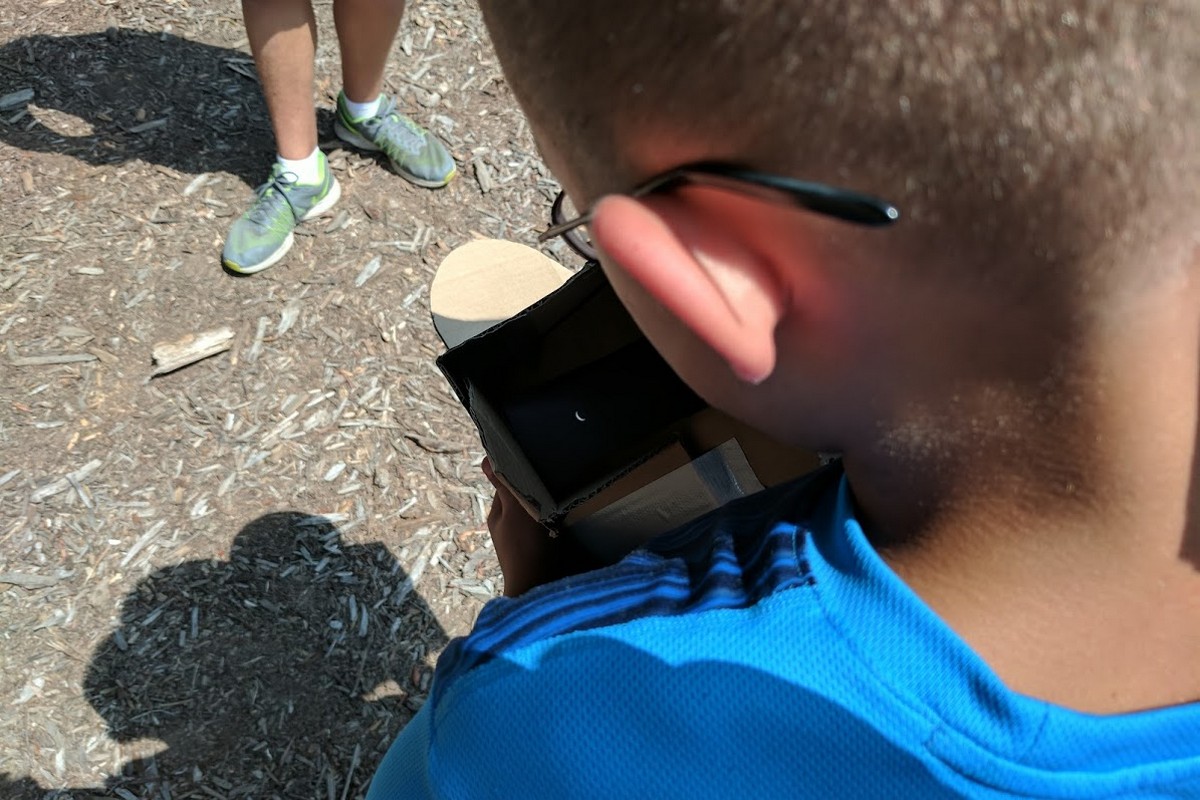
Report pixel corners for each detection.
[83,511,446,786]
[0,29,332,186]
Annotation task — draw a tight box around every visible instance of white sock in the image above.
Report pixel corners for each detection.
[276,148,323,185]
[342,94,382,121]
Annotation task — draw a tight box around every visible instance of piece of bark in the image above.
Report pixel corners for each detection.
[6,342,98,366]
[0,88,33,111]
[151,327,235,376]
[473,156,493,194]
[0,572,59,589]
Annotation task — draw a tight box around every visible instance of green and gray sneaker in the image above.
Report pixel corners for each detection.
[334,92,456,188]
[222,154,341,275]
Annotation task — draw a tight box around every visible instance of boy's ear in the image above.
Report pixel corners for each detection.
[589,195,787,384]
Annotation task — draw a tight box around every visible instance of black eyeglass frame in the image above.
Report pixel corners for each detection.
[539,162,900,261]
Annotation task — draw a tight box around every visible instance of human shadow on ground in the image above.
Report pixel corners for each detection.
[2,511,447,800]
[0,29,335,186]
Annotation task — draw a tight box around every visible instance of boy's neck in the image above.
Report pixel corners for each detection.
[843,278,1200,714]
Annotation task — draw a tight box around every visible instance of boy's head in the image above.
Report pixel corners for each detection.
[480,2,1199,466]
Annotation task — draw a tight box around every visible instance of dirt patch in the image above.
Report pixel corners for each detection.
[0,1,577,797]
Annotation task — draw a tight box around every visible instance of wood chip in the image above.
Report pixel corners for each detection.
[354,256,382,288]
[151,327,235,376]
[278,301,301,336]
[30,459,102,503]
[246,316,270,363]
[0,572,59,590]
[182,173,210,196]
[473,156,493,194]
[7,342,98,367]
[225,61,259,82]
[120,520,168,567]
[0,87,33,111]
[404,433,468,454]
[324,209,351,234]
[87,346,118,364]
[127,117,168,134]
[1,269,26,291]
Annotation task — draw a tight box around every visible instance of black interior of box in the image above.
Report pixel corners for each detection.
[437,263,706,518]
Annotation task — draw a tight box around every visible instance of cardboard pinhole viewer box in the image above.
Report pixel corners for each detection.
[431,240,821,561]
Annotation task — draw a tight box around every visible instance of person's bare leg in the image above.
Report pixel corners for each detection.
[241,0,319,159]
[333,0,406,103]
[330,0,455,188]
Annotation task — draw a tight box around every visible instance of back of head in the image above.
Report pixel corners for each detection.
[483,1,1199,294]
[482,1,1200,481]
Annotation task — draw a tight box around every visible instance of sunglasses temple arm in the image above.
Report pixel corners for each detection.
[538,212,594,243]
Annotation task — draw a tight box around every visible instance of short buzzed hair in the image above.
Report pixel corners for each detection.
[481,1,1199,290]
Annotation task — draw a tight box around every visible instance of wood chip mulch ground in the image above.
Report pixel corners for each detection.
[0,1,579,797]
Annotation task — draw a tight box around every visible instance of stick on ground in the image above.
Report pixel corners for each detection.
[151,326,235,376]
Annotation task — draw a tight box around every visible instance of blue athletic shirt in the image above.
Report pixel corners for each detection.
[368,466,1200,798]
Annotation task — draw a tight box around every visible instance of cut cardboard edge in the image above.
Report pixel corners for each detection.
[567,439,765,561]
[430,238,574,349]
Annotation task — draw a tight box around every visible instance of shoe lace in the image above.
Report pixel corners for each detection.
[245,165,299,229]
[369,95,425,157]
